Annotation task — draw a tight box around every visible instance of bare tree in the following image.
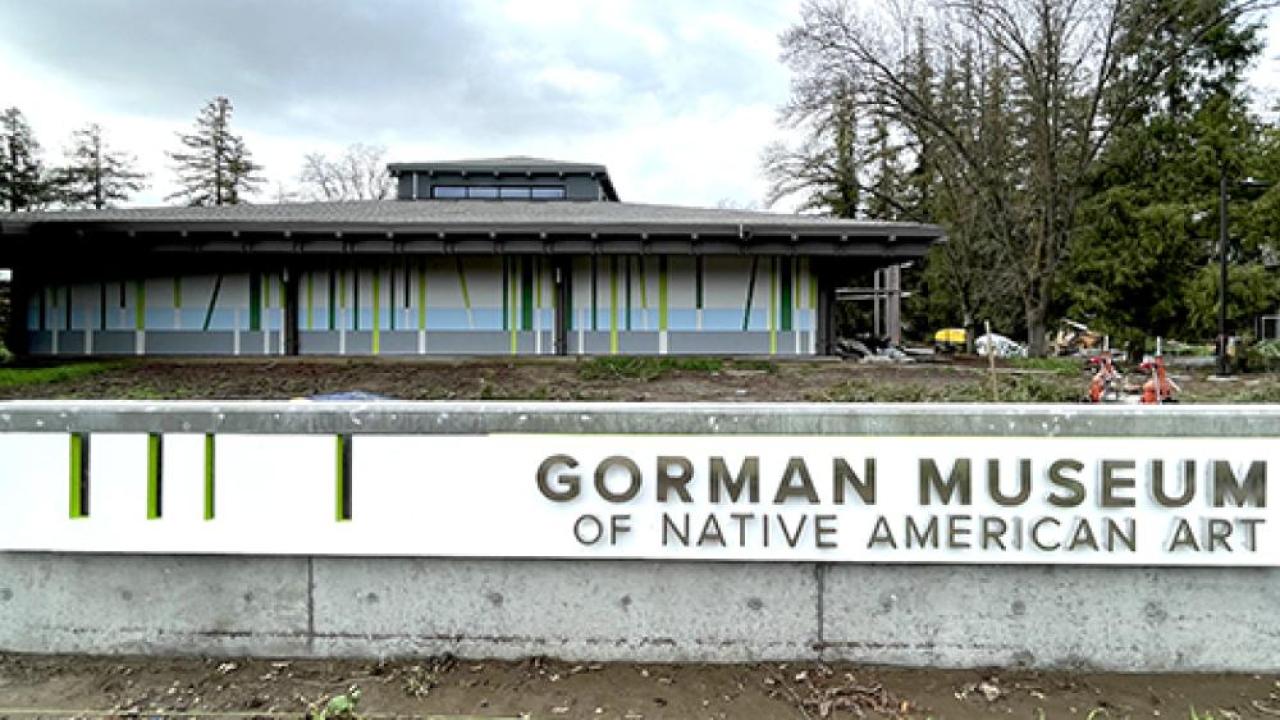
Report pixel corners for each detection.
[776,0,1274,354]
[298,144,392,201]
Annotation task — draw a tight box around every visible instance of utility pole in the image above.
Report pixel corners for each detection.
[1218,170,1229,376]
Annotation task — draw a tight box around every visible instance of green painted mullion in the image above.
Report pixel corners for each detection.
[202,274,223,331]
[173,277,182,309]
[769,258,778,354]
[248,274,262,331]
[134,281,146,330]
[417,261,427,330]
[372,267,381,354]
[455,258,473,327]
[329,269,338,331]
[146,433,162,519]
[388,264,396,331]
[352,270,359,331]
[509,259,518,354]
[658,257,668,331]
[204,434,215,520]
[521,257,534,331]
[742,257,759,332]
[695,256,704,310]
[780,257,793,332]
[609,257,619,354]
[624,258,632,331]
[501,258,510,332]
[590,256,598,331]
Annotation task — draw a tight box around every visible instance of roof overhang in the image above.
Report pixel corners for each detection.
[0,219,943,267]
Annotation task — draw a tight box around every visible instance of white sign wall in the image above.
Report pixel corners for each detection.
[0,432,1272,565]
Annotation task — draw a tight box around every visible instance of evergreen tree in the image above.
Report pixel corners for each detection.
[1067,0,1273,351]
[167,97,263,206]
[0,107,52,212]
[54,124,147,209]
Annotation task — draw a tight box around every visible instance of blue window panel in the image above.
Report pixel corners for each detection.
[180,309,206,329]
[471,308,502,330]
[667,309,697,331]
[204,308,241,331]
[426,308,470,330]
[144,309,176,330]
[26,304,39,330]
[746,308,769,331]
[701,309,741,331]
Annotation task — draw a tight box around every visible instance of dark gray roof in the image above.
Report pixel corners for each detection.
[387,156,606,174]
[0,200,944,261]
[0,199,939,236]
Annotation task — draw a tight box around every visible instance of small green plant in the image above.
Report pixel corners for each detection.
[311,685,361,719]
[0,361,119,388]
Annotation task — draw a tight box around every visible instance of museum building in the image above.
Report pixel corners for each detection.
[0,157,943,357]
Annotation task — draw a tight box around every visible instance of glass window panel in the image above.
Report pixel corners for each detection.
[500,186,532,199]
[468,186,500,199]
[531,186,567,199]
[432,186,467,199]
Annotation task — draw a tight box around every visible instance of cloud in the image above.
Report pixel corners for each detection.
[0,0,796,207]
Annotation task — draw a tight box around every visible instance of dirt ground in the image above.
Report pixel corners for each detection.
[1,356,1276,403]
[0,654,1277,720]
[2,358,1277,719]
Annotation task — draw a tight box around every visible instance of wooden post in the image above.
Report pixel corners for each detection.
[986,319,999,402]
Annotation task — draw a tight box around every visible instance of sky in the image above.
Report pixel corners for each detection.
[0,0,1277,211]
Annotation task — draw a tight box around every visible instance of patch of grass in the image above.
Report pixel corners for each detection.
[0,361,120,388]
[816,374,1082,403]
[729,359,779,374]
[578,356,725,381]
[1007,357,1084,375]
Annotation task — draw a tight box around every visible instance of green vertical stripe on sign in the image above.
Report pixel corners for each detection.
[417,261,427,330]
[248,274,262,331]
[780,257,793,331]
[306,272,314,331]
[371,267,381,354]
[135,281,146,330]
[173,277,182,309]
[146,433,162,519]
[521,257,534,331]
[204,433,215,520]
[742,257,759,332]
[609,257,619,354]
[658,256,669,331]
[769,258,778,354]
[69,433,88,519]
[335,434,352,521]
